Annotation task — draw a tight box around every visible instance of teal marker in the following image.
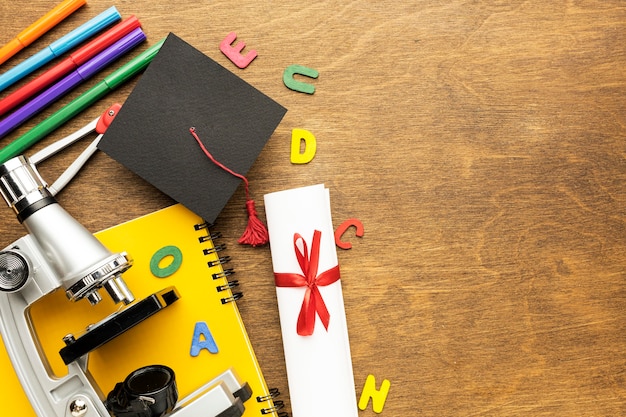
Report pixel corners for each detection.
[0,38,165,165]
[0,6,121,93]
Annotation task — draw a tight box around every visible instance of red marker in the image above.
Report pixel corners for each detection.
[0,16,141,117]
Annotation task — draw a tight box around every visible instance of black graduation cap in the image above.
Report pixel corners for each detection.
[99,33,287,236]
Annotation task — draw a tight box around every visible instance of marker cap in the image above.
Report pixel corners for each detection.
[0,40,24,63]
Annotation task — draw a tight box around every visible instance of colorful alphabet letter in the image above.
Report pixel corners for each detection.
[220,31,258,69]
[334,218,364,250]
[190,321,219,356]
[358,374,391,413]
[283,64,319,94]
[150,245,183,278]
[291,128,317,164]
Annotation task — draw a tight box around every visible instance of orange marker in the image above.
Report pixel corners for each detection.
[0,0,86,65]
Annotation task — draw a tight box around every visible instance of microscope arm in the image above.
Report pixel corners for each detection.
[0,235,110,417]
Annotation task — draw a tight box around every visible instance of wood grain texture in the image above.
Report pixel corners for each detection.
[1,1,625,415]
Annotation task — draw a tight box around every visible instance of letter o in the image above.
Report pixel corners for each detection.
[150,245,183,278]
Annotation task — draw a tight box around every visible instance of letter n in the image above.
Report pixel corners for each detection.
[358,374,391,413]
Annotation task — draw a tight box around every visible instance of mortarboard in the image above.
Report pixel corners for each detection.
[99,33,287,233]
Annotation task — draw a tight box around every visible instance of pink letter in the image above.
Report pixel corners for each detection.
[220,32,258,69]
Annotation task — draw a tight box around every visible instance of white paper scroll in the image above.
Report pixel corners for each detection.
[264,184,358,417]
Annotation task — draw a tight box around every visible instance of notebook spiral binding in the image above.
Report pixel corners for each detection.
[258,389,287,416]
[195,221,241,303]
[194,221,290,416]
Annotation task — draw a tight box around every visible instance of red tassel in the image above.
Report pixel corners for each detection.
[189,127,269,246]
[238,200,269,246]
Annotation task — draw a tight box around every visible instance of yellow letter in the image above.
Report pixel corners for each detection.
[358,374,391,413]
[290,128,316,164]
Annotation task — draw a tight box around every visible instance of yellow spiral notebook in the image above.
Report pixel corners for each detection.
[0,203,283,416]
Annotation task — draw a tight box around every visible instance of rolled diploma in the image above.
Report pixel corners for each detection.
[264,184,358,417]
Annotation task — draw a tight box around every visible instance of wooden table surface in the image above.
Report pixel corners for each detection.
[1,1,625,416]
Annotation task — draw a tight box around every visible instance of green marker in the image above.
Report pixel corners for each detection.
[0,37,166,165]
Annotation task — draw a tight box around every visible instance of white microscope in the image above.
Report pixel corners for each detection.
[0,154,251,417]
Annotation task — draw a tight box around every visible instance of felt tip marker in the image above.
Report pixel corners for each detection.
[0,6,122,94]
[0,28,147,140]
[0,0,86,66]
[0,16,142,117]
[0,38,166,164]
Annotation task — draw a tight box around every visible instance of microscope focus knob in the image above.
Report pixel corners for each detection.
[0,250,29,292]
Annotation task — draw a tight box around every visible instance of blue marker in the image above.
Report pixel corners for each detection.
[0,28,146,140]
[0,6,121,93]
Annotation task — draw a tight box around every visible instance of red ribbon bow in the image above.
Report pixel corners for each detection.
[274,230,341,336]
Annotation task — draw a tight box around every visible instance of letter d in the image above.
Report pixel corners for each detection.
[291,128,317,164]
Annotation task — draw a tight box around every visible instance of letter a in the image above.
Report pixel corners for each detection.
[190,321,219,356]
[291,128,317,164]
[358,374,391,413]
